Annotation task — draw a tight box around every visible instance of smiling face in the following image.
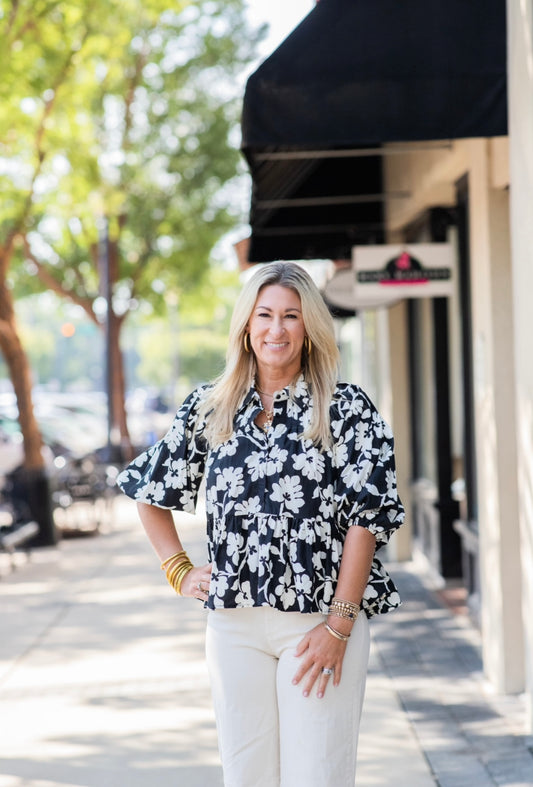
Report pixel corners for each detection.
[247,284,306,383]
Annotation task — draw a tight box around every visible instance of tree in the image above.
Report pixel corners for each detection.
[1,0,263,466]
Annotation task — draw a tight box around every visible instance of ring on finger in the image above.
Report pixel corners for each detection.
[322,667,334,676]
[197,582,203,592]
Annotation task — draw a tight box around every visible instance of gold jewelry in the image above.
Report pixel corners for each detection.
[261,408,274,431]
[161,550,194,595]
[328,597,360,622]
[244,332,251,353]
[256,387,274,397]
[161,551,186,570]
[324,622,350,642]
[304,335,312,355]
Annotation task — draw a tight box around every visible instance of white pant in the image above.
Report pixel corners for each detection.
[205,607,370,787]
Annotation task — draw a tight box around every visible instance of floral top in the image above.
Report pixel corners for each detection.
[117,377,405,618]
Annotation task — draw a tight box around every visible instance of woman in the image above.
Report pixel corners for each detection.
[117,261,404,787]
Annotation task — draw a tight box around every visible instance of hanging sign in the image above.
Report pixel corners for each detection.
[351,243,455,307]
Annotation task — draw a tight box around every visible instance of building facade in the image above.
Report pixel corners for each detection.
[241,0,533,729]
[361,1,533,728]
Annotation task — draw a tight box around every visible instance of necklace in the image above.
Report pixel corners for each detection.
[255,384,275,430]
[261,408,274,431]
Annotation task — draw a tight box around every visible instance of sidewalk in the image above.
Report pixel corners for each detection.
[0,498,531,787]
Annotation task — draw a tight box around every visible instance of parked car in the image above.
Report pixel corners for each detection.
[0,393,119,537]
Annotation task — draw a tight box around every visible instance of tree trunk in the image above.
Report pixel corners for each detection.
[0,247,58,546]
[109,309,134,462]
[0,264,43,470]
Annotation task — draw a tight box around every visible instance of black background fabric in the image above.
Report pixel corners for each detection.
[242,0,507,262]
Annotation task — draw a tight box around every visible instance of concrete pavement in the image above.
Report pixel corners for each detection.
[0,497,531,786]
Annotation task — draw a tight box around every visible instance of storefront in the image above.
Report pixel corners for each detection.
[241,0,533,727]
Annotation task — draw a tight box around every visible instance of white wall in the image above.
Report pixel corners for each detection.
[383,132,527,704]
[468,142,524,695]
[508,0,533,729]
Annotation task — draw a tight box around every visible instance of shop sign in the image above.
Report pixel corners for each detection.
[352,243,454,307]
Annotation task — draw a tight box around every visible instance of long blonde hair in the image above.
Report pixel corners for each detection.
[200,262,340,449]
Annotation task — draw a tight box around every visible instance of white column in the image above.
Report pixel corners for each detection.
[387,301,412,562]
[508,0,533,729]
[469,139,524,695]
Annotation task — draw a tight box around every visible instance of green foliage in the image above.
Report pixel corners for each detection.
[123,264,240,396]
[0,293,104,391]
[1,0,264,313]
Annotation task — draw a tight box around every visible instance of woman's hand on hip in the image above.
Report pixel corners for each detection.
[292,622,347,698]
[180,562,214,602]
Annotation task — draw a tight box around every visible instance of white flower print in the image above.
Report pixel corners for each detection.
[226,531,245,564]
[331,440,348,468]
[216,467,245,497]
[179,489,196,512]
[136,480,166,503]
[162,457,188,489]
[234,496,262,516]
[355,419,370,451]
[266,445,288,476]
[379,441,393,465]
[363,583,378,600]
[286,397,302,419]
[245,450,268,481]
[245,529,261,573]
[270,475,305,513]
[292,448,325,481]
[164,418,185,452]
[130,455,148,470]
[318,486,335,519]
[210,569,230,599]
[117,378,405,619]
[235,580,253,606]
[275,566,297,609]
[211,517,226,544]
[386,468,396,497]
[353,398,365,415]
[341,461,365,490]
[294,571,313,597]
[297,521,318,545]
[218,437,238,458]
[312,549,327,571]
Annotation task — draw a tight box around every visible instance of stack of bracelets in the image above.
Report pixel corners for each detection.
[161,550,194,595]
[324,597,361,642]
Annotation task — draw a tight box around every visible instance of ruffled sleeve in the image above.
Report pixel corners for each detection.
[331,385,405,549]
[116,385,209,513]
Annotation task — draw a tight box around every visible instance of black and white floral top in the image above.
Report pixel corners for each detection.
[117,376,405,618]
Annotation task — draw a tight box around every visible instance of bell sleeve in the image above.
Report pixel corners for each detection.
[333,387,405,549]
[116,385,209,513]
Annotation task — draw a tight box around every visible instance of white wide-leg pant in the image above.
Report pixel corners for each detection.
[205,607,370,787]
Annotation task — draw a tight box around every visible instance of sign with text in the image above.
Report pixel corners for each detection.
[352,243,455,307]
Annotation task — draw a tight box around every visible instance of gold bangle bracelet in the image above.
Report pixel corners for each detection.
[328,607,359,622]
[174,565,193,595]
[166,558,191,584]
[168,561,193,590]
[324,623,350,642]
[328,597,360,621]
[163,551,194,595]
[161,551,187,570]
[163,556,183,572]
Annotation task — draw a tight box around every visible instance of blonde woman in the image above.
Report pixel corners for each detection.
[117,261,404,787]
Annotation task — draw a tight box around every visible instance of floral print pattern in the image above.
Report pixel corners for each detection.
[117,377,405,618]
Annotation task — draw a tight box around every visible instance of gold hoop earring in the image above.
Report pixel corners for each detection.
[304,336,312,355]
[244,333,251,353]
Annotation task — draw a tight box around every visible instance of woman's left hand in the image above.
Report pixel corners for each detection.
[292,623,347,698]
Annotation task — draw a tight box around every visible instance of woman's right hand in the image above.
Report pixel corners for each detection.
[180,562,214,602]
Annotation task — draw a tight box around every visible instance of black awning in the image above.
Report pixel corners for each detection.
[242,0,507,262]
